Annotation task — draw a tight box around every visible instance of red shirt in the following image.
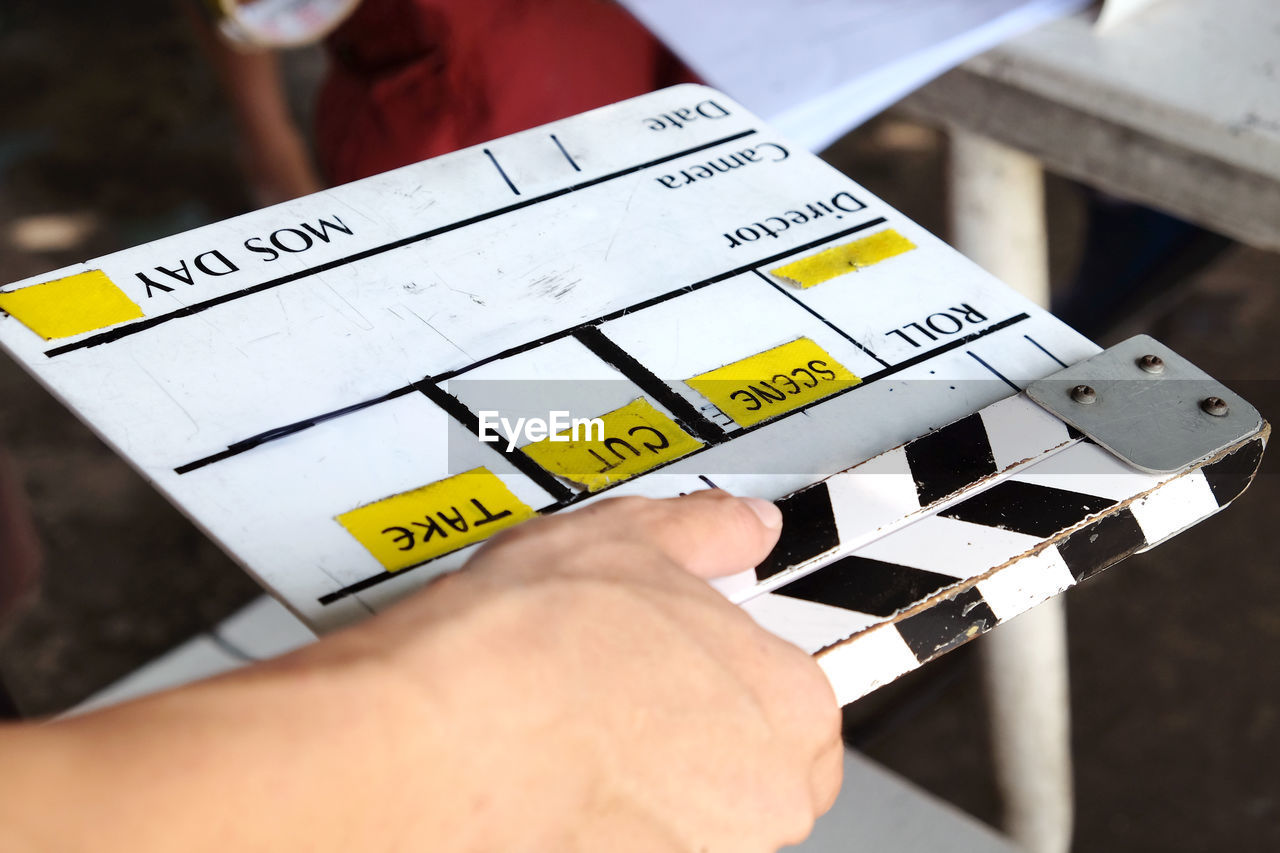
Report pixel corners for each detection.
[316,0,694,185]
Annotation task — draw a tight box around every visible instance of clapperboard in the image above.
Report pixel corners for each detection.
[0,86,1266,704]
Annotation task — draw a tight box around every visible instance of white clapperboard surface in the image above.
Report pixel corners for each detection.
[0,86,1267,704]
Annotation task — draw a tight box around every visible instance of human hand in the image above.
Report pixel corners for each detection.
[335,489,843,851]
[3,490,840,852]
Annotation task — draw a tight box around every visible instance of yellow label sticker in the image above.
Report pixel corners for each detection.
[0,270,144,340]
[686,338,860,427]
[770,229,916,289]
[336,467,536,572]
[522,398,703,492]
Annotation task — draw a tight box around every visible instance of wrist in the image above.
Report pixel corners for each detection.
[324,577,602,850]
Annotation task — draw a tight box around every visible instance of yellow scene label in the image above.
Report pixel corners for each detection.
[770,229,916,289]
[0,270,144,340]
[336,467,536,571]
[686,338,860,427]
[522,397,702,492]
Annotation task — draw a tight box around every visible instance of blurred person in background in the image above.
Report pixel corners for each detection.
[196,0,695,203]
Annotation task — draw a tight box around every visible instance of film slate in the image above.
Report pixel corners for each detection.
[0,86,1265,703]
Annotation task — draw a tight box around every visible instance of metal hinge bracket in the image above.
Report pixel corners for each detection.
[1026,334,1263,474]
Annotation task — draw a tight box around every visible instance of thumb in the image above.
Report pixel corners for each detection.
[582,489,783,580]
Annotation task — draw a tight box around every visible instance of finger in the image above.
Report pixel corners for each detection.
[582,490,782,580]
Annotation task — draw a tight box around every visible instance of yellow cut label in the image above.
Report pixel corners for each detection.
[0,270,144,340]
[336,467,536,571]
[771,229,916,289]
[522,397,702,492]
[686,338,860,427]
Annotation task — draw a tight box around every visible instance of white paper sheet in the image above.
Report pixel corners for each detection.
[620,0,1092,151]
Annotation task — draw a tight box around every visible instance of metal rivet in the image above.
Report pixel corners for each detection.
[1071,384,1097,404]
[1138,354,1165,374]
[1201,396,1229,417]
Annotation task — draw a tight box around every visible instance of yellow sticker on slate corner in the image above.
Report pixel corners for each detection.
[336,468,536,572]
[686,338,860,428]
[523,397,702,492]
[0,270,143,340]
[771,229,916,289]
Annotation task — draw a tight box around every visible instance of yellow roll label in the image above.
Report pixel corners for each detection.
[336,468,535,571]
[771,229,916,289]
[686,338,860,427]
[0,270,144,340]
[523,398,702,492]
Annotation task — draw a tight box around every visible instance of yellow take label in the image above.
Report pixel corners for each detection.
[335,468,536,571]
[0,270,144,340]
[522,397,702,492]
[686,338,860,427]
[770,229,916,289]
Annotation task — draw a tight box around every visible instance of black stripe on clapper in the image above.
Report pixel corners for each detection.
[550,134,580,172]
[175,385,419,475]
[773,555,958,618]
[1055,508,1147,582]
[484,148,520,195]
[414,382,574,504]
[1200,437,1265,507]
[903,413,998,506]
[572,326,726,446]
[895,587,998,663]
[754,483,840,580]
[939,480,1116,538]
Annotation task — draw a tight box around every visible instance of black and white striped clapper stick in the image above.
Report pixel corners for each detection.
[732,395,1266,705]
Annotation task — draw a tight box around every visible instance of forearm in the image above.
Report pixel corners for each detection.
[0,592,601,852]
[186,3,321,203]
[0,632,455,850]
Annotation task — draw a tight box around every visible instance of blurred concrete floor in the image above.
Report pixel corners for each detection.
[1,2,1277,850]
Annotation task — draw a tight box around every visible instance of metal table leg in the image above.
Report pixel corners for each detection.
[949,129,1073,853]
